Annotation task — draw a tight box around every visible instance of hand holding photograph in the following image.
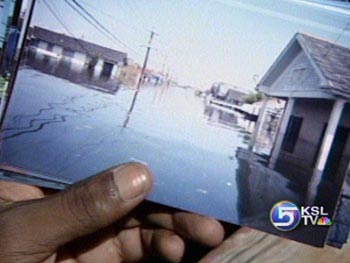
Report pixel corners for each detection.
[0,0,349,248]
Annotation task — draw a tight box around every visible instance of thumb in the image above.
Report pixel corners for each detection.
[0,163,153,254]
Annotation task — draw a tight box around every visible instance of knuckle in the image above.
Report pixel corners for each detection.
[60,174,120,228]
[60,185,98,228]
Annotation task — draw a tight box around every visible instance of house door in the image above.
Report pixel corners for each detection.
[281,116,303,153]
[323,126,350,181]
[101,62,113,77]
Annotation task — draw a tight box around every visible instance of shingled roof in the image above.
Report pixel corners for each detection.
[30,26,127,64]
[298,33,350,98]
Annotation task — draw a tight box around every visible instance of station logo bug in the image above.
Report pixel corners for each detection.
[270,201,332,231]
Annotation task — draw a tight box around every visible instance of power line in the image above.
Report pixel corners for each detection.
[42,0,91,56]
[62,0,121,50]
[67,0,140,56]
[76,0,147,34]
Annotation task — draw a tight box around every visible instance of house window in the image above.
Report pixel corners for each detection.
[282,116,303,153]
[47,43,54,51]
[62,49,74,58]
[30,39,40,47]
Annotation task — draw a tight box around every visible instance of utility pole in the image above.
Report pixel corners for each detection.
[123,31,156,127]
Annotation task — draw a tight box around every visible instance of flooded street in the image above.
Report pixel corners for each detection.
[1,0,350,252]
[1,61,254,223]
[0,57,347,247]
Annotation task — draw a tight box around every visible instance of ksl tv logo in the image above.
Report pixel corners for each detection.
[270,200,332,231]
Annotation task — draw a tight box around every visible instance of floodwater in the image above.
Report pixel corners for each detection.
[1,55,254,223]
[0,55,346,247]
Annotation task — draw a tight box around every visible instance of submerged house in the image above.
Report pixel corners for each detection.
[255,33,350,246]
[257,33,350,181]
[119,60,141,88]
[210,82,248,105]
[27,26,127,77]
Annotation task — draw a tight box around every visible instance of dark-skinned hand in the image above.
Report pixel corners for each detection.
[0,163,225,263]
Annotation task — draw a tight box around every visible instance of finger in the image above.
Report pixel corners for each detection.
[198,227,255,263]
[136,204,224,247]
[141,228,185,263]
[56,247,79,263]
[0,180,44,202]
[172,212,225,247]
[0,163,153,257]
[73,230,123,263]
[73,227,186,263]
[114,227,145,263]
[70,226,144,263]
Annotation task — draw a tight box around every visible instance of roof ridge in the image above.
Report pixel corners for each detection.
[33,26,127,55]
[297,32,350,98]
[298,32,350,51]
[31,26,127,64]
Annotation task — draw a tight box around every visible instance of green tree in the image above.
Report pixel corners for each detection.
[244,92,263,104]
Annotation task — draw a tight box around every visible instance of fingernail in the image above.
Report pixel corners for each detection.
[113,164,151,201]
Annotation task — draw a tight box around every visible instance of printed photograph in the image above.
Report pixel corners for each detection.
[0,0,349,247]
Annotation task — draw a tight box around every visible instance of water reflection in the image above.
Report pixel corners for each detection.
[204,105,238,128]
[0,58,344,247]
[203,105,253,146]
[234,145,349,247]
[24,50,120,94]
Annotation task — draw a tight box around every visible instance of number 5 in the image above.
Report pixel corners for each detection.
[274,207,298,226]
